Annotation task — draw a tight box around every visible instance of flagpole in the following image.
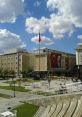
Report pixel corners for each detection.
[39,32,40,72]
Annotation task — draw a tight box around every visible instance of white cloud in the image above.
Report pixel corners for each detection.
[31,35,54,45]
[47,0,82,27]
[26,0,82,39]
[48,14,74,38]
[0,29,26,53]
[25,17,48,34]
[0,0,24,23]
[25,15,74,39]
[77,35,82,40]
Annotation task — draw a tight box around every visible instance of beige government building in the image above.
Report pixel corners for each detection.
[0,47,76,77]
[0,48,34,77]
[34,48,76,72]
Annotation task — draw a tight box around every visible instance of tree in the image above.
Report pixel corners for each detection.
[0,68,3,78]
[10,70,15,78]
[9,70,16,89]
[2,69,9,79]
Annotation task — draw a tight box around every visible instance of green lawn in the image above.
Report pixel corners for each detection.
[4,78,40,84]
[26,78,40,83]
[0,86,30,92]
[0,93,12,98]
[34,91,55,96]
[13,103,39,117]
[3,80,17,84]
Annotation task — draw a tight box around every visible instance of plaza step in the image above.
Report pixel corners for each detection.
[57,100,70,117]
[64,98,78,117]
[51,102,63,117]
[47,104,57,117]
[72,97,82,117]
[73,97,82,117]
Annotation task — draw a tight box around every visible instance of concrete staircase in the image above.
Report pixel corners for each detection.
[34,96,82,117]
[57,100,70,117]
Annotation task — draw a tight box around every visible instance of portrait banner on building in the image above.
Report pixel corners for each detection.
[50,53,61,69]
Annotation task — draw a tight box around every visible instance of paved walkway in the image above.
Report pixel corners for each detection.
[0,89,45,112]
[0,89,44,99]
[0,78,82,112]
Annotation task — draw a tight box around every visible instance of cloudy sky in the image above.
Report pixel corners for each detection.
[0,0,82,53]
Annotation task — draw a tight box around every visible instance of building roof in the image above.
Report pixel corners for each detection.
[4,48,27,54]
[34,48,75,56]
[76,43,82,51]
[0,48,28,56]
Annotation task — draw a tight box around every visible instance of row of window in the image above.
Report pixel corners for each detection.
[0,55,21,60]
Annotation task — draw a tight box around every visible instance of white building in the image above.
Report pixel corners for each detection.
[76,43,82,66]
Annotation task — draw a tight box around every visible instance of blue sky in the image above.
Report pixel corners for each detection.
[0,0,82,54]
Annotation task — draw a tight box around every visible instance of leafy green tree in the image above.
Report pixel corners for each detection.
[10,70,15,78]
[2,69,10,79]
[0,68,3,78]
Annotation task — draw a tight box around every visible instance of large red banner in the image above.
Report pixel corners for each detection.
[50,53,61,69]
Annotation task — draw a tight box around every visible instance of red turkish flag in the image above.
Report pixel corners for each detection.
[39,33,41,42]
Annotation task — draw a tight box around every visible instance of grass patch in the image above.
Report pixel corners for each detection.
[34,91,55,96]
[4,78,40,84]
[0,93,12,98]
[3,80,17,84]
[0,86,30,92]
[26,78,40,83]
[13,103,39,117]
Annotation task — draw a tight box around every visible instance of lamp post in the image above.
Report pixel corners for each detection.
[78,65,80,79]
[12,76,14,90]
[77,50,80,79]
[13,80,16,97]
[11,71,16,97]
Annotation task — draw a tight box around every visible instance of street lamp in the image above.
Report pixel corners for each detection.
[76,49,80,80]
[78,65,80,79]
[11,72,16,97]
[13,80,16,97]
[77,50,80,79]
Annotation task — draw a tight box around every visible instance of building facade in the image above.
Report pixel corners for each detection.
[34,48,76,72]
[0,48,76,77]
[0,49,34,77]
[76,43,82,66]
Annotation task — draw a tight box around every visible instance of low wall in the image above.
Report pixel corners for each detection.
[28,93,82,107]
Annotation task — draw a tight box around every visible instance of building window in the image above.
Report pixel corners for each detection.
[16,56,18,59]
[16,62,17,64]
[16,67,17,69]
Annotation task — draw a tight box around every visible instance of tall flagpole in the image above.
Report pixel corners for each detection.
[39,32,41,72]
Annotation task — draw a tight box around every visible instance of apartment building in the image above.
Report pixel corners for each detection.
[0,48,34,77]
